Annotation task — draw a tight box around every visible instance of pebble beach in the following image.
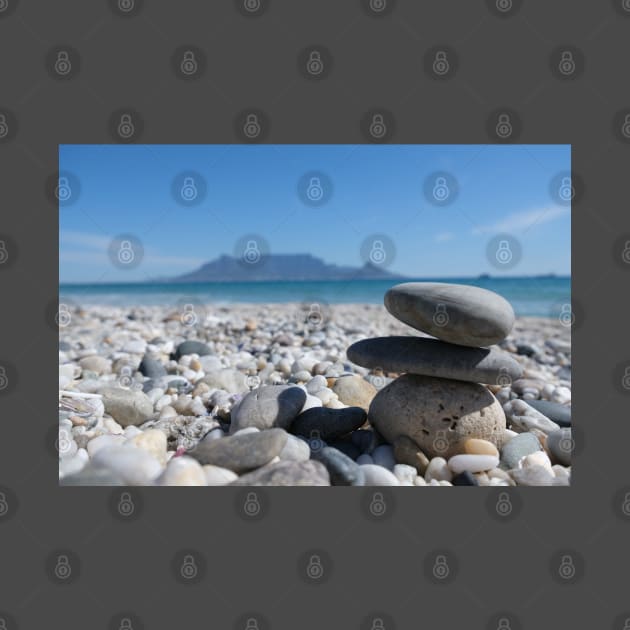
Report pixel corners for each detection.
[58,285,572,487]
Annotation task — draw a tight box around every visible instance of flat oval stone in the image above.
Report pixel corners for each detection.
[290,406,367,441]
[347,336,522,384]
[463,438,499,457]
[384,282,515,347]
[188,428,288,473]
[230,460,330,486]
[174,340,212,359]
[499,432,542,470]
[331,374,377,411]
[369,374,506,458]
[311,446,365,486]
[448,454,499,474]
[99,387,154,427]
[230,385,306,433]
[139,353,167,379]
[524,399,571,427]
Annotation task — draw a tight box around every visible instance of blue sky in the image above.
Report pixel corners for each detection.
[59,144,571,283]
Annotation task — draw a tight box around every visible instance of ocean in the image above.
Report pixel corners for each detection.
[59,276,571,318]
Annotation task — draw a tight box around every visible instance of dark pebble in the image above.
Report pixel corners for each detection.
[174,340,212,360]
[290,406,367,441]
[142,379,155,393]
[59,340,72,352]
[139,353,167,379]
[523,399,571,427]
[451,471,479,486]
[327,439,361,461]
[311,446,365,486]
[516,343,537,357]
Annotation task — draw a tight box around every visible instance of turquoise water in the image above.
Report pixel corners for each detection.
[59,276,571,318]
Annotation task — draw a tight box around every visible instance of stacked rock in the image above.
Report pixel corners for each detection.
[347,282,524,478]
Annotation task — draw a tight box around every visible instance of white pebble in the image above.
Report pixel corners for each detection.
[91,445,163,485]
[87,434,126,457]
[123,425,142,439]
[305,375,327,395]
[448,454,499,474]
[425,457,452,483]
[156,456,206,486]
[413,475,427,486]
[393,464,416,485]
[155,394,172,412]
[204,464,238,486]
[360,464,400,486]
[520,451,553,473]
[300,393,323,412]
[551,386,571,404]
[103,418,124,435]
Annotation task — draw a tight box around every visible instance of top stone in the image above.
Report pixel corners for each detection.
[384,282,515,347]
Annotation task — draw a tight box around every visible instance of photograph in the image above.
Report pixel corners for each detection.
[57,144,571,487]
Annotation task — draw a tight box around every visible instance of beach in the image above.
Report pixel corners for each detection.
[58,300,571,486]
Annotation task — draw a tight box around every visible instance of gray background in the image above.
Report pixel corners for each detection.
[1,0,629,628]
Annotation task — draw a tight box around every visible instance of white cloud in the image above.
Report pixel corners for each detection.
[435,231,455,243]
[472,206,569,235]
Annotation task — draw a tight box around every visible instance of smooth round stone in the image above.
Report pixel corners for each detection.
[356,454,373,465]
[360,464,400,486]
[86,434,126,457]
[128,429,167,466]
[99,387,154,427]
[331,374,377,411]
[79,355,110,375]
[230,460,330,486]
[424,457,452,483]
[300,393,323,413]
[452,471,479,486]
[546,428,572,466]
[203,464,239,486]
[305,375,328,394]
[384,282,515,347]
[60,464,127,486]
[347,337,522,385]
[521,450,553,473]
[174,340,211,359]
[91,445,163,485]
[500,432,542,470]
[369,374,506,458]
[188,428,288,473]
[230,385,306,433]
[278,434,311,462]
[139,353,167,379]
[311,446,365,486]
[463,438,499,457]
[510,465,555,486]
[393,435,430,475]
[524,399,571,427]
[156,456,206,485]
[290,406,367,441]
[372,444,396,470]
[448,454,499,474]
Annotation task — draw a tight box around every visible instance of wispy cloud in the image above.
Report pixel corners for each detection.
[472,206,569,235]
[435,231,455,243]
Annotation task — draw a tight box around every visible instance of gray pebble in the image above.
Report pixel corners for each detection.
[311,446,365,486]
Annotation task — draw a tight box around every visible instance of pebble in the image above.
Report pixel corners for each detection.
[463,438,499,457]
[305,375,328,394]
[392,435,430,475]
[503,399,560,434]
[520,450,553,473]
[174,340,212,359]
[330,374,377,411]
[500,432,542,469]
[87,434,126,457]
[551,386,571,404]
[424,457,452,483]
[347,337,522,385]
[278,434,311,462]
[203,465,239,485]
[59,449,89,478]
[393,464,416,485]
[510,464,555,486]
[372,444,396,470]
[369,374,505,458]
[139,353,167,379]
[188,428,288,473]
[311,446,365,486]
[300,393,323,412]
[360,464,400,486]
[128,429,167,465]
[156,456,206,485]
[124,339,147,354]
[60,464,127,486]
[448,454,499,474]
[79,355,111,374]
[546,428,572,466]
[230,460,330,486]
[352,429,379,454]
[524,399,571,427]
[230,385,306,433]
[91,445,163,485]
[384,282,515,347]
[99,387,154,427]
[290,406,367,441]
[356,454,374,465]
[451,471,479,486]
[327,439,360,460]
[202,369,248,394]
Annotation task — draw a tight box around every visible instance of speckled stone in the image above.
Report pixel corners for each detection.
[230,460,330,486]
